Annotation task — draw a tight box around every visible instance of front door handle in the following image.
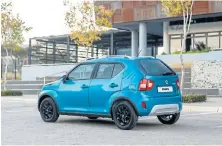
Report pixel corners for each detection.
[109,83,118,88]
[81,84,89,88]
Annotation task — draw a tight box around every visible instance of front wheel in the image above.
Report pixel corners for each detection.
[112,101,138,130]
[40,97,59,122]
[157,113,180,124]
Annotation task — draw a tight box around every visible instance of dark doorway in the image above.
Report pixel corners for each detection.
[186,34,191,52]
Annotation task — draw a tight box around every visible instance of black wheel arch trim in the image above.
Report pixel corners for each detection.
[110,97,139,117]
[38,94,59,113]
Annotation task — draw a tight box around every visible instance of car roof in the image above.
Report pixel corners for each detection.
[86,56,158,63]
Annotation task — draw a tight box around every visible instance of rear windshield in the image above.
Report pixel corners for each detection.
[139,59,176,76]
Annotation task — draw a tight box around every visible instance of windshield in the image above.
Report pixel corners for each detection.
[139,59,176,76]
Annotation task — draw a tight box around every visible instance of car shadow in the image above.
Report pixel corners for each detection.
[58,118,114,126]
[56,118,165,130]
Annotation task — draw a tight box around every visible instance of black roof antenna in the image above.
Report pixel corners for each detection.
[137,50,142,57]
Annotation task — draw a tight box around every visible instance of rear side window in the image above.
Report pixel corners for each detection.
[112,64,124,77]
[139,59,175,76]
[96,63,124,79]
[96,64,114,79]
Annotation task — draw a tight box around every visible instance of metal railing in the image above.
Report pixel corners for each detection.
[38,71,67,85]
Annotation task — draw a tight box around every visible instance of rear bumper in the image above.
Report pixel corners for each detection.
[136,95,182,116]
[148,104,179,116]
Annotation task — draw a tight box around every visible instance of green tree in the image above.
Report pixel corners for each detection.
[1,1,32,89]
[64,0,113,59]
[161,0,194,95]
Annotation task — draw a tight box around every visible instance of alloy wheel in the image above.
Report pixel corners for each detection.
[116,104,131,126]
[159,115,173,121]
[41,101,54,120]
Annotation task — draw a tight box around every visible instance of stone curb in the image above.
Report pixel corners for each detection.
[183,105,222,113]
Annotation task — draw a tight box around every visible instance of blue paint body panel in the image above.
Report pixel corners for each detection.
[38,56,182,117]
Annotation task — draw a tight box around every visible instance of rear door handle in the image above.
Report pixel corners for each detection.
[81,84,89,88]
[109,83,118,88]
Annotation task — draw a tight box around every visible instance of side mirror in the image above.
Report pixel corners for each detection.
[61,75,67,82]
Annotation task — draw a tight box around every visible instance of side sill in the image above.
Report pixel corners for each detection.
[60,112,111,118]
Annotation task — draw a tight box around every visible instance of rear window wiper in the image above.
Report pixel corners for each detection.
[162,72,175,76]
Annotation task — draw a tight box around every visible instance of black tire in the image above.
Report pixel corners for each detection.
[112,101,138,130]
[157,113,180,124]
[40,97,59,122]
[87,117,98,120]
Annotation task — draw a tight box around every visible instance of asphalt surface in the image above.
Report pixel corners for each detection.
[1,96,222,145]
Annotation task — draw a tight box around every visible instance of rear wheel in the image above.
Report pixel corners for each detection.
[157,113,180,124]
[112,101,138,130]
[87,117,98,120]
[40,97,59,122]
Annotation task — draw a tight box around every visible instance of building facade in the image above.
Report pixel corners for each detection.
[27,1,222,65]
[95,1,222,56]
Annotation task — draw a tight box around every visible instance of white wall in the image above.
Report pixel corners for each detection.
[22,63,76,81]
[157,51,222,64]
[192,60,222,95]
[168,21,222,35]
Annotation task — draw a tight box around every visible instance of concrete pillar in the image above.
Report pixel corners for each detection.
[53,42,56,63]
[28,38,32,65]
[163,21,170,54]
[67,36,70,63]
[131,30,139,57]
[110,32,114,55]
[139,22,147,56]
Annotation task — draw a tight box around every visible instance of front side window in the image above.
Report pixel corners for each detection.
[68,64,95,80]
[96,64,114,79]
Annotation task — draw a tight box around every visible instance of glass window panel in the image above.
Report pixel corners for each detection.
[68,64,95,80]
[116,48,131,56]
[139,59,174,76]
[208,36,219,49]
[112,64,124,77]
[193,37,206,49]
[220,36,222,48]
[170,38,181,53]
[96,64,114,79]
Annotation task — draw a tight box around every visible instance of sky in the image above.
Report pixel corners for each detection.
[11,0,76,45]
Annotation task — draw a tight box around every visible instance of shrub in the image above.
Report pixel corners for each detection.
[182,94,207,103]
[1,80,5,85]
[161,52,167,55]
[172,51,181,54]
[186,49,209,54]
[1,90,23,96]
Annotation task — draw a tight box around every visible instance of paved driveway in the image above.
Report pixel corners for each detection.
[1,96,222,145]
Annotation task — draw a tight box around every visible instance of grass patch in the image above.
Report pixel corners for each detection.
[182,94,207,103]
[1,90,23,96]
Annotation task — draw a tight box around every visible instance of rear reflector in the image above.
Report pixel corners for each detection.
[142,101,146,109]
[139,79,154,91]
[176,78,180,89]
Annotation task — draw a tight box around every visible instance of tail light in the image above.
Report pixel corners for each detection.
[139,79,154,91]
[176,78,180,89]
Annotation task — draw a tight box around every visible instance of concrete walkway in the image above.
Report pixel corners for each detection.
[183,97,222,113]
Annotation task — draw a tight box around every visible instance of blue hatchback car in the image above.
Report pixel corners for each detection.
[38,56,182,130]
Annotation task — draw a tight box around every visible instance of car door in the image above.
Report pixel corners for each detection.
[89,63,124,114]
[58,63,96,113]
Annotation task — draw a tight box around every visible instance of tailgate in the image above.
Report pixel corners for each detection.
[146,75,179,97]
